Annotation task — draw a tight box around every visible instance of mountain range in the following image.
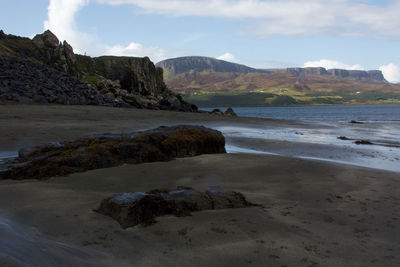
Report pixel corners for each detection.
[156,57,400,107]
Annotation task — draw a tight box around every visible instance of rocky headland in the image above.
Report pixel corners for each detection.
[0,30,196,111]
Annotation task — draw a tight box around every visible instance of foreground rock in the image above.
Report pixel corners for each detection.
[0,125,225,180]
[96,186,257,228]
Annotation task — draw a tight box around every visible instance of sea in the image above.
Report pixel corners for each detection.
[202,104,400,122]
[202,105,400,173]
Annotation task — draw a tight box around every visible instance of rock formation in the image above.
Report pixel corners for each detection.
[32,30,78,76]
[0,125,226,180]
[209,107,237,116]
[96,186,256,228]
[224,107,237,116]
[0,30,197,111]
[287,67,386,82]
[0,57,108,105]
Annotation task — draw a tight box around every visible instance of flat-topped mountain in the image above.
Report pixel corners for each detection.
[156,56,400,107]
[156,56,266,78]
[0,30,196,111]
[285,67,386,82]
[157,56,386,83]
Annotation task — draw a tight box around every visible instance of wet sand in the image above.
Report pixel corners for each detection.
[0,104,400,266]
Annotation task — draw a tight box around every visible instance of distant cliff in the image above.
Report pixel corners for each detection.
[286,67,386,83]
[157,56,386,83]
[156,56,400,107]
[156,56,266,77]
[0,30,196,111]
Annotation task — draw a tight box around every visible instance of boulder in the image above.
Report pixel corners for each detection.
[96,186,256,228]
[224,107,237,116]
[0,125,226,180]
[210,108,224,115]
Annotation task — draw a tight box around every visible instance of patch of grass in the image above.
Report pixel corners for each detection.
[81,75,103,86]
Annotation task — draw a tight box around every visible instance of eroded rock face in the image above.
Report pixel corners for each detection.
[78,56,198,111]
[32,30,78,76]
[0,126,226,180]
[96,186,256,228]
[0,30,197,111]
[0,57,107,105]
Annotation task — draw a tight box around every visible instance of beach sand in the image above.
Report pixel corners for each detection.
[0,105,399,266]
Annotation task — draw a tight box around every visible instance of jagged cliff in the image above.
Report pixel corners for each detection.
[0,30,197,111]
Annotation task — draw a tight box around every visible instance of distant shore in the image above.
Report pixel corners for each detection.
[0,104,399,266]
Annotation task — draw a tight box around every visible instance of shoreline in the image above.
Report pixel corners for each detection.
[0,153,399,266]
[0,104,400,266]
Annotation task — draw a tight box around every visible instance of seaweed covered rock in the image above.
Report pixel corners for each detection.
[96,186,256,228]
[0,125,226,180]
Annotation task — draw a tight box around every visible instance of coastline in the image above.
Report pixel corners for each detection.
[0,104,400,266]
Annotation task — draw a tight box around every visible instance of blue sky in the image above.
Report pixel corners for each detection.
[1,0,400,82]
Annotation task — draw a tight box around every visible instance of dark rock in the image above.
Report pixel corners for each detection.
[32,30,78,76]
[210,108,224,115]
[350,120,363,124]
[0,125,226,180]
[75,55,197,111]
[206,186,250,209]
[338,136,352,140]
[0,30,198,111]
[0,57,108,106]
[96,186,256,228]
[355,140,374,145]
[224,107,237,116]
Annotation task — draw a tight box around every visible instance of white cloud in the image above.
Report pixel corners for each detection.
[44,0,93,54]
[217,52,236,62]
[303,59,364,70]
[96,0,400,38]
[43,0,173,62]
[379,63,400,83]
[107,42,167,62]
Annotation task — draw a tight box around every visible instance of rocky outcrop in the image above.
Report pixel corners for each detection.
[32,30,78,76]
[287,67,386,82]
[0,125,226,180]
[287,67,328,76]
[96,186,256,228]
[0,57,108,105]
[0,30,197,111]
[224,107,237,116]
[209,107,237,116]
[77,55,197,111]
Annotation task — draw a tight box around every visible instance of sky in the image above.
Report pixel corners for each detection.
[1,0,400,83]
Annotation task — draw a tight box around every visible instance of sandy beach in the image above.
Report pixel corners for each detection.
[0,104,399,266]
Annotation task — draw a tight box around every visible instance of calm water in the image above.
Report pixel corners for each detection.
[203,105,400,122]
